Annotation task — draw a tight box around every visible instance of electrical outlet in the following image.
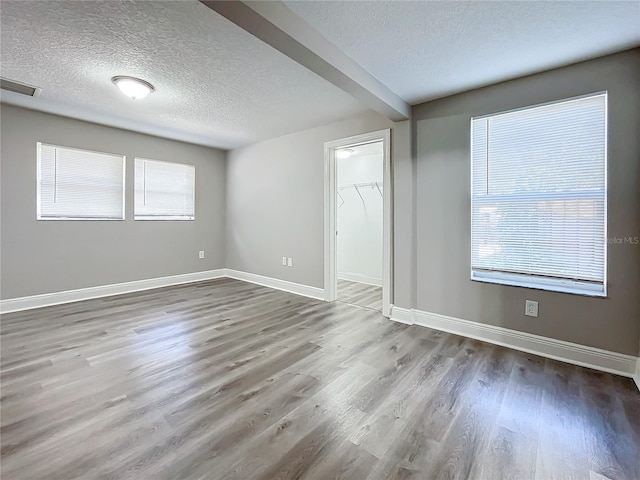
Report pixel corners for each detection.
[525,300,538,317]
[199,250,205,259]
[282,256,287,266]
[287,257,293,267]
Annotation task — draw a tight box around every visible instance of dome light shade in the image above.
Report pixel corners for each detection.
[336,148,354,159]
[112,76,154,100]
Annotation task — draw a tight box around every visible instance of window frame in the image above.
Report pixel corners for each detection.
[134,157,196,221]
[470,92,608,297]
[36,142,126,221]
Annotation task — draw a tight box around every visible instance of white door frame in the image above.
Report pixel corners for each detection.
[324,129,392,317]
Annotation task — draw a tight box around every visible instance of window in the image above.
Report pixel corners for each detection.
[471,93,607,296]
[135,158,195,220]
[37,143,125,220]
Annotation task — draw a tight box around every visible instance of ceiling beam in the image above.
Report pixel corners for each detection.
[200,1,410,121]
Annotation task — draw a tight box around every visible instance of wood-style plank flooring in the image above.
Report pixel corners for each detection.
[1,279,639,480]
[338,279,382,311]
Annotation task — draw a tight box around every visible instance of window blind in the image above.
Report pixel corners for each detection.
[471,93,607,296]
[135,158,195,220]
[37,143,125,220]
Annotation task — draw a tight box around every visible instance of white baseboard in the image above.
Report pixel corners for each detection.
[225,269,325,301]
[0,269,228,314]
[389,305,413,325]
[337,272,382,287]
[0,268,327,314]
[390,305,639,382]
[3,276,635,389]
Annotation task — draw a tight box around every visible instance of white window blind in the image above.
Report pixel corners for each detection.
[135,158,195,220]
[37,143,125,220]
[471,93,607,296]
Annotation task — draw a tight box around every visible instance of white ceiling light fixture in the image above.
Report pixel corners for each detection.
[111,76,154,100]
[336,148,354,159]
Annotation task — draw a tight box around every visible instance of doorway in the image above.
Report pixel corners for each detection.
[324,129,392,316]
[336,141,384,310]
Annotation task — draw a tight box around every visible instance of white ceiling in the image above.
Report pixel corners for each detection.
[285,0,640,104]
[345,141,383,159]
[0,0,367,149]
[2,1,638,150]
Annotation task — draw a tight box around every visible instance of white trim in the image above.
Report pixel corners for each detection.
[389,305,413,325]
[389,305,638,380]
[225,269,325,301]
[0,269,227,314]
[324,129,392,317]
[337,272,382,287]
[0,269,326,314]
[471,90,608,121]
[134,157,196,221]
[37,142,127,221]
[470,92,608,299]
[2,278,636,390]
[471,271,606,298]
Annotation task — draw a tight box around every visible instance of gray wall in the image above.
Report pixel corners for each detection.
[3,51,636,358]
[225,111,394,289]
[391,119,414,309]
[412,49,640,356]
[0,105,226,299]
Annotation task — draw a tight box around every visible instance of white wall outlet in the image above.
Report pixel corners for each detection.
[199,250,205,259]
[525,300,538,317]
[282,256,287,266]
[287,257,293,267]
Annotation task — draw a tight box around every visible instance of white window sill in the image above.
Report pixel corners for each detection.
[471,271,606,298]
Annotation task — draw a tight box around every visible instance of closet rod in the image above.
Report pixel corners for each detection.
[337,181,383,189]
[337,182,383,199]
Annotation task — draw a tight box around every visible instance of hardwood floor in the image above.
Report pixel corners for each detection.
[338,279,382,311]
[1,278,638,480]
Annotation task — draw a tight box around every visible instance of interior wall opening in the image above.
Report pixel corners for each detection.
[336,140,384,311]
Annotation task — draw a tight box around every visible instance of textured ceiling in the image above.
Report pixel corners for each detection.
[0,0,367,149]
[285,0,640,104]
[2,1,638,148]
